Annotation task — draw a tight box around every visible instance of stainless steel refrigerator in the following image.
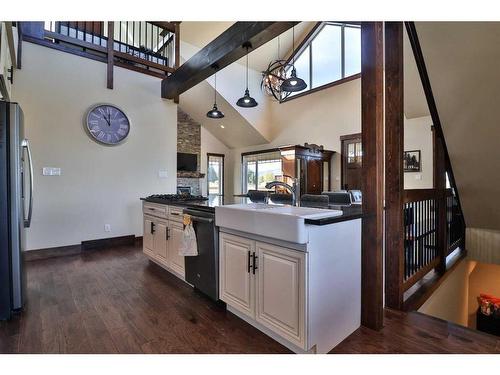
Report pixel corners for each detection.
[0,101,33,320]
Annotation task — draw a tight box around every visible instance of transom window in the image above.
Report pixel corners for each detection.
[285,22,361,100]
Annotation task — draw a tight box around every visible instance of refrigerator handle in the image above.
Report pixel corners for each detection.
[22,139,34,228]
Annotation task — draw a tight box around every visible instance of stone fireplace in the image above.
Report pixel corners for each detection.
[177,107,204,195]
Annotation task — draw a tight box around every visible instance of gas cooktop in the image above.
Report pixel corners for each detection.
[145,194,209,202]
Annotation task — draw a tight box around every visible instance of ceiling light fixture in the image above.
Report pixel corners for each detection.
[261,36,292,102]
[236,42,258,108]
[281,25,307,93]
[220,125,225,129]
[206,65,225,119]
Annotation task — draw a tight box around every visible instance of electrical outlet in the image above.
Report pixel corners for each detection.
[158,169,168,178]
[42,167,61,176]
[104,224,111,232]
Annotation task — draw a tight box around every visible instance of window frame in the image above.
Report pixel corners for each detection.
[241,148,283,194]
[280,21,361,103]
[207,153,225,197]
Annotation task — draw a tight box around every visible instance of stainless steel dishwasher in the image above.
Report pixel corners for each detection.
[183,207,220,301]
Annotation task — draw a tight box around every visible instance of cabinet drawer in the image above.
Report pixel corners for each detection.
[143,202,168,218]
[168,205,184,222]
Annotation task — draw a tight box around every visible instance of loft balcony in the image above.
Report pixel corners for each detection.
[20,21,179,83]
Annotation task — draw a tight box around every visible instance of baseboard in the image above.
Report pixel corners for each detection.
[25,244,81,262]
[26,235,141,261]
[81,235,136,251]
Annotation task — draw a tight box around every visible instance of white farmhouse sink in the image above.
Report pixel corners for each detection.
[215,204,342,244]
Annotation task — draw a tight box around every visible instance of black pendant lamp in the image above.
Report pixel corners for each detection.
[281,25,307,93]
[236,42,258,108]
[206,67,225,119]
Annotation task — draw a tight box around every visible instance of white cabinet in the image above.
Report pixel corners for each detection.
[142,203,185,280]
[153,221,169,263]
[219,233,306,348]
[220,233,255,318]
[255,242,305,348]
[143,216,155,256]
[167,221,185,277]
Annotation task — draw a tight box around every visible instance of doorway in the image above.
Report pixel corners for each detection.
[340,133,362,190]
[207,153,224,196]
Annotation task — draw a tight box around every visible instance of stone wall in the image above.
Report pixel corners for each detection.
[177,107,203,195]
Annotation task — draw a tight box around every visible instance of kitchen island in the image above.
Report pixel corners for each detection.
[140,194,362,354]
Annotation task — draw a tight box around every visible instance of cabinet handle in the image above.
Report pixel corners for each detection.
[252,252,258,274]
[150,222,155,234]
[171,212,180,216]
[166,227,170,240]
[247,251,251,273]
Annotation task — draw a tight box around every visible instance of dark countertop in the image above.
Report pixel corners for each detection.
[141,195,363,225]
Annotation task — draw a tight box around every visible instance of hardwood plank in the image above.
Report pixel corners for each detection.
[2,243,496,354]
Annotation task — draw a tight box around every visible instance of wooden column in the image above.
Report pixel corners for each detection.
[107,22,114,90]
[361,22,384,330]
[384,22,405,310]
[435,132,447,274]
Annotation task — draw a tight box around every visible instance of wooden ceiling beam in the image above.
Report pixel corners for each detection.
[161,21,298,99]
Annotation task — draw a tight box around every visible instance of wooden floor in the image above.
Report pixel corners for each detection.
[1,244,499,354]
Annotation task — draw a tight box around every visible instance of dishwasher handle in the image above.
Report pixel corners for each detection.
[190,216,214,224]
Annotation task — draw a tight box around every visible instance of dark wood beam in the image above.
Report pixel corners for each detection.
[161,22,298,99]
[384,22,405,310]
[107,22,114,90]
[360,21,384,330]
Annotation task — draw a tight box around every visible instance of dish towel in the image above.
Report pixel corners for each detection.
[179,214,198,256]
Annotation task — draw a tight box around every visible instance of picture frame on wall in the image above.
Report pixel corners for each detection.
[403,150,421,172]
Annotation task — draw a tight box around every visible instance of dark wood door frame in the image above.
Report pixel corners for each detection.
[340,133,362,190]
[207,153,225,197]
[360,22,384,331]
[384,22,405,310]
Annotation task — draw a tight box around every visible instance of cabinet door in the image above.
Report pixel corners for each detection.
[255,242,306,349]
[219,233,255,318]
[0,24,13,100]
[306,157,323,194]
[143,216,155,256]
[167,221,185,277]
[153,221,168,263]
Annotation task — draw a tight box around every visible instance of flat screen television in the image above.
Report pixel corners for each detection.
[177,152,197,172]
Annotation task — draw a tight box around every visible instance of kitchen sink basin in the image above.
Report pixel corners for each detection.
[215,204,342,244]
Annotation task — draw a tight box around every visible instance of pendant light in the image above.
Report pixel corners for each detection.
[281,25,307,93]
[236,42,258,108]
[206,66,224,119]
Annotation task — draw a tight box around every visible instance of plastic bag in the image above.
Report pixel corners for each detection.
[179,218,198,256]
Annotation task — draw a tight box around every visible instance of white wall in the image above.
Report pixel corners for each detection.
[200,126,232,197]
[404,115,434,189]
[13,42,177,250]
[418,259,475,327]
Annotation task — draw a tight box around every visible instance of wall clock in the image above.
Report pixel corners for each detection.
[85,104,130,145]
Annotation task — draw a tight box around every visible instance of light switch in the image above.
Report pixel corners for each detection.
[158,169,168,178]
[42,167,61,176]
[415,174,422,180]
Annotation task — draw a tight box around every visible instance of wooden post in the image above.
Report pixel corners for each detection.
[384,22,405,310]
[361,22,384,330]
[107,21,114,90]
[435,133,447,274]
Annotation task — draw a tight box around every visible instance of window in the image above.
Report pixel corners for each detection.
[242,150,283,193]
[207,154,224,196]
[285,22,361,100]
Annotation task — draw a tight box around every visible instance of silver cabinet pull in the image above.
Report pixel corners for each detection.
[22,139,34,228]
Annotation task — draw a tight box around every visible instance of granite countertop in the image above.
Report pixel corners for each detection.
[140,195,363,225]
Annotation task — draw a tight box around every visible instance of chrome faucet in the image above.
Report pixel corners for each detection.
[265,175,301,206]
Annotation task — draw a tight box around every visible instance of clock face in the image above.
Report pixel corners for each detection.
[85,104,130,145]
